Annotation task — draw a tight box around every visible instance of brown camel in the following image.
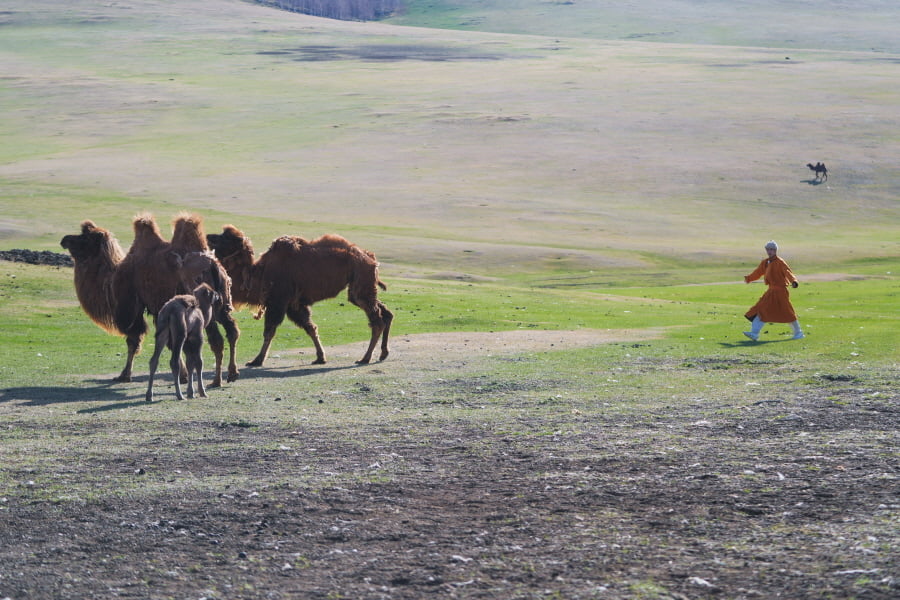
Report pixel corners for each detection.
[146,284,220,402]
[207,225,393,366]
[61,214,240,385]
[115,213,240,386]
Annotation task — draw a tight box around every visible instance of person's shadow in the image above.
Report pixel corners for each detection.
[719,338,791,348]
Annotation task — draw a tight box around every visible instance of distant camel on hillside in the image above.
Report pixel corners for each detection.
[806,162,828,181]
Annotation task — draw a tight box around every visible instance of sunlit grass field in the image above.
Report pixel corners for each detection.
[2,257,896,393]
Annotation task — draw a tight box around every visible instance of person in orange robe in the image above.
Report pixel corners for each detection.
[743,241,804,341]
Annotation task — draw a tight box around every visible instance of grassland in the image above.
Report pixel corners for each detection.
[0,1,898,598]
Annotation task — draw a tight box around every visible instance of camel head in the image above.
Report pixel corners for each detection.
[207,225,254,260]
[192,282,221,312]
[60,220,125,264]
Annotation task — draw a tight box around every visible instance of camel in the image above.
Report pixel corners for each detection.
[806,162,828,181]
[145,284,220,402]
[115,213,241,386]
[61,214,240,385]
[207,225,393,366]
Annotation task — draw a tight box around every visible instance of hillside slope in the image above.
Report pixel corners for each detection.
[1,0,897,285]
[390,0,900,53]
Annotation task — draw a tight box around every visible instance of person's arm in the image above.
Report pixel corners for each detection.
[783,261,799,288]
[744,259,766,283]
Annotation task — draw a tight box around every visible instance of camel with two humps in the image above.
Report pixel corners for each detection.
[60,214,240,385]
[806,162,828,181]
[207,225,393,366]
[145,283,220,402]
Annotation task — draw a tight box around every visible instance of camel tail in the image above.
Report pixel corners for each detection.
[154,310,173,350]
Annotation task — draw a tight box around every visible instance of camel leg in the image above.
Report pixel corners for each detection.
[179,359,189,384]
[356,303,387,364]
[193,352,207,398]
[145,334,166,402]
[184,330,205,399]
[116,317,147,382]
[378,302,393,361]
[117,333,142,382]
[114,301,147,382]
[189,340,207,398]
[247,303,286,367]
[169,343,185,401]
[216,309,241,382]
[185,349,195,399]
[287,304,326,364]
[205,322,225,388]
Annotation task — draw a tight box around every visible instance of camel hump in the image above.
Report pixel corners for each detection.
[172,213,207,250]
[132,213,160,234]
[313,233,352,249]
[131,213,166,247]
[269,236,307,253]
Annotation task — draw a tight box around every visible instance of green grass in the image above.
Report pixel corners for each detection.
[2,258,896,394]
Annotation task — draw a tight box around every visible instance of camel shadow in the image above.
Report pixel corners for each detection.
[803,178,826,186]
[1,361,380,411]
[0,379,131,407]
[75,365,362,411]
[238,362,371,380]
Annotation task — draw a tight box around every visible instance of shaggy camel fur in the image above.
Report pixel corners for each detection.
[145,284,220,402]
[61,214,240,384]
[60,220,127,337]
[207,225,393,365]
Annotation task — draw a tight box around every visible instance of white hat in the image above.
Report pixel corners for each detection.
[765,240,778,250]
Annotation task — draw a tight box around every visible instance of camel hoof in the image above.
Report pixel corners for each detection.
[114,375,132,383]
[227,371,240,382]
[246,359,263,367]
[379,350,389,361]
[356,357,371,365]
[312,358,327,365]
[208,380,222,389]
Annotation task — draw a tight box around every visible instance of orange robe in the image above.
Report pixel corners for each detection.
[744,256,798,323]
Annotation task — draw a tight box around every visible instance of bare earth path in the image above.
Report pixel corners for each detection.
[1,326,896,599]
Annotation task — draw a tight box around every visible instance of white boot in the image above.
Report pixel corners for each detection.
[790,320,804,340]
[743,316,764,341]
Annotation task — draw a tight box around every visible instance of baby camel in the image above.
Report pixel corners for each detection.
[145,284,220,402]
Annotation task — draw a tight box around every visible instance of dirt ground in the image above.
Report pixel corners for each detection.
[1,324,897,600]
